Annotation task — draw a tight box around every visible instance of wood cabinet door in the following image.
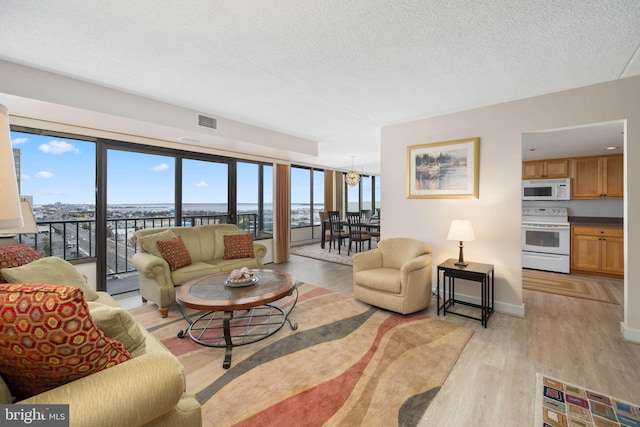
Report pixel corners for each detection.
[544,159,569,178]
[601,236,624,274]
[603,155,623,198]
[522,161,543,179]
[571,234,600,271]
[572,157,602,199]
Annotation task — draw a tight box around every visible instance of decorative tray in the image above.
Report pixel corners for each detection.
[224,276,259,288]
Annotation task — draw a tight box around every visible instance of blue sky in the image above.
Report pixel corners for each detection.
[11,131,274,205]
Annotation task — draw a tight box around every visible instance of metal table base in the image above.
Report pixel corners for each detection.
[178,287,298,369]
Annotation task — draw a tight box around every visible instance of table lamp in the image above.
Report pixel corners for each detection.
[447,219,475,267]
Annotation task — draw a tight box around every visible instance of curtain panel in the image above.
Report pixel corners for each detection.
[274,164,290,263]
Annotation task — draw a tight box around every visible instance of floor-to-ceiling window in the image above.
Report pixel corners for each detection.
[261,164,274,234]
[374,176,381,214]
[290,166,311,227]
[346,179,360,213]
[312,169,324,225]
[362,175,373,212]
[9,128,96,261]
[106,148,176,294]
[10,126,275,295]
[182,158,229,225]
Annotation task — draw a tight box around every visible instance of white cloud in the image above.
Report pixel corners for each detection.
[195,180,209,188]
[39,140,79,154]
[12,137,28,145]
[35,171,54,179]
[21,173,30,180]
[151,163,169,172]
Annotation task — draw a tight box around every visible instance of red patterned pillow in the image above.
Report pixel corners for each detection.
[0,244,43,283]
[0,283,131,401]
[223,233,255,260]
[156,236,192,271]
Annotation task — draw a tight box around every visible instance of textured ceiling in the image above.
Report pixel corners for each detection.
[1,1,639,173]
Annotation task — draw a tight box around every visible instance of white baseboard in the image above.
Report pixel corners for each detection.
[620,322,640,344]
[432,289,525,318]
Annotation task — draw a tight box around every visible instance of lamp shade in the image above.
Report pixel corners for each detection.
[447,220,475,242]
[0,104,23,230]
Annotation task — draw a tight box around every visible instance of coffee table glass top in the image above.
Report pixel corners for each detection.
[176,269,296,311]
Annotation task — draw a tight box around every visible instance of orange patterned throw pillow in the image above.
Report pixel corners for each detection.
[156,235,192,271]
[0,283,131,401]
[223,233,255,260]
[0,243,43,283]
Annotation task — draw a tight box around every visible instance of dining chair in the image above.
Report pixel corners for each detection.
[346,211,371,255]
[328,210,348,254]
[360,209,372,222]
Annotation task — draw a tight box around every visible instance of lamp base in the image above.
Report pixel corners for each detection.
[0,236,18,246]
[455,243,468,267]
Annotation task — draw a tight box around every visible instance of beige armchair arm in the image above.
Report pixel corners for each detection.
[22,353,187,427]
[400,254,431,273]
[353,249,383,273]
[400,254,432,284]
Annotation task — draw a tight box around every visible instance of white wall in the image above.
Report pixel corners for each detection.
[382,76,640,341]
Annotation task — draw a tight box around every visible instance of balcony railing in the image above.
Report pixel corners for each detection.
[15,213,262,282]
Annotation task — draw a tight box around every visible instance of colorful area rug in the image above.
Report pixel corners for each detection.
[290,243,354,266]
[535,373,640,427]
[131,283,473,427]
[523,269,619,304]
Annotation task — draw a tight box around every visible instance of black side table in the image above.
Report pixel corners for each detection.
[437,258,495,328]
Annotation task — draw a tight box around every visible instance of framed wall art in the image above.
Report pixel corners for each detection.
[407,137,480,199]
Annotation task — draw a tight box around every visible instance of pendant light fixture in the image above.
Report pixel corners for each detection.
[345,156,361,187]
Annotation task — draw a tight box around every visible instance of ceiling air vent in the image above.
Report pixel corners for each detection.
[197,114,218,130]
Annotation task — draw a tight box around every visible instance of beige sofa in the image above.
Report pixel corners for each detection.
[0,289,202,427]
[132,224,267,317]
[352,237,432,314]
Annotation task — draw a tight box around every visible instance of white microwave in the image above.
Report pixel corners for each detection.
[522,178,571,201]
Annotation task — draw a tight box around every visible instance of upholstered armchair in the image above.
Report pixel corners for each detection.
[352,238,432,314]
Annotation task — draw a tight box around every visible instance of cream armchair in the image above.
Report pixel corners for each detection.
[352,238,432,314]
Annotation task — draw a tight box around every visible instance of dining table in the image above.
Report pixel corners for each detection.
[320,219,380,249]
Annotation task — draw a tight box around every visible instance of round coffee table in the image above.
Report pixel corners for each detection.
[175,269,298,369]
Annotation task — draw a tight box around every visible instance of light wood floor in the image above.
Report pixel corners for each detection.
[118,255,640,426]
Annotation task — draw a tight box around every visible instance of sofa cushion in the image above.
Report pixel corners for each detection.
[0,256,99,301]
[213,230,245,260]
[0,243,43,283]
[210,258,261,273]
[88,302,147,358]
[139,229,177,257]
[223,234,255,260]
[156,236,192,271]
[0,283,131,401]
[170,262,222,286]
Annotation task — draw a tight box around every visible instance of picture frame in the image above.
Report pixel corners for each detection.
[407,137,480,199]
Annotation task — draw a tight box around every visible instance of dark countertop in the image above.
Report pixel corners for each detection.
[569,216,623,227]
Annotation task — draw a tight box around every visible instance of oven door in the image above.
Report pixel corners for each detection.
[521,224,570,255]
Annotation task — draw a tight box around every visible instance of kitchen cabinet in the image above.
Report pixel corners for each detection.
[571,225,623,278]
[522,158,569,179]
[571,154,623,199]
